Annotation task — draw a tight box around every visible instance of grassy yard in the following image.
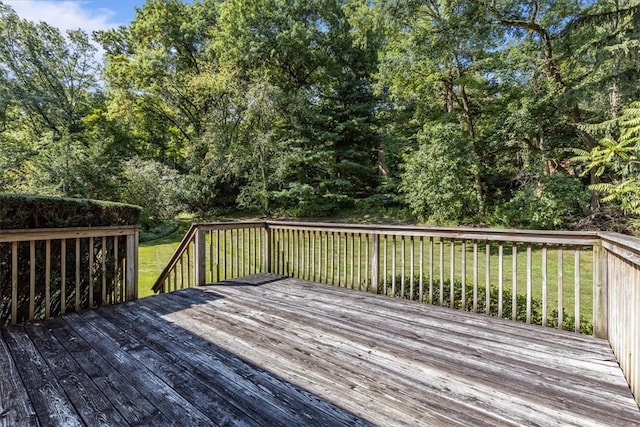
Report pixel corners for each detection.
[138,224,189,298]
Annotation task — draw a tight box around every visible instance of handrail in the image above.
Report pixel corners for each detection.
[265,221,599,245]
[151,224,197,293]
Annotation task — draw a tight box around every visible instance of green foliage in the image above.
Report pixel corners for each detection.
[119,157,181,225]
[400,124,480,224]
[385,276,593,335]
[495,174,590,229]
[0,194,141,229]
[574,101,640,215]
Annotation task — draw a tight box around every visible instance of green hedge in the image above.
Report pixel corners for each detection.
[0,194,141,229]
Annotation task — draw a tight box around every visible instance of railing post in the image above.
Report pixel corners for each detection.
[263,225,271,273]
[593,242,609,339]
[125,229,139,301]
[371,234,379,294]
[195,227,206,286]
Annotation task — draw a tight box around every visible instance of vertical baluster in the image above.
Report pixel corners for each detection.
[235,229,240,277]
[498,243,504,317]
[311,230,316,281]
[419,237,424,303]
[88,237,94,309]
[401,236,406,299]
[575,247,581,333]
[512,243,518,321]
[45,240,51,318]
[526,243,532,323]
[303,229,308,280]
[324,232,329,283]
[113,236,119,304]
[473,240,478,312]
[29,240,35,321]
[349,233,355,289]
[330,232,335,285]
[365,234,370,292]
[410,236,415,300]
[357,234,363,291]
[209,230,214,282]
[223,229,228,280]
[100,237,105,305]
[450,239,455,309]
[383,235,388,296]
[216,229,221,281]
[461,240,466,310]
[439,239,444,306]
[542,244,548,327]
[335,232,341,286]
[76,238,82,308]
[558,245,564,330]
[343,232,348,286]
[485,241,490,315]
[429,237,434,304]
[11,241,18,325]
[299,230,304,278]
[391,236,396,297]
[243,228,247,275]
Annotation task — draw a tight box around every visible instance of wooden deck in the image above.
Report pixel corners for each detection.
[1,274,639,426]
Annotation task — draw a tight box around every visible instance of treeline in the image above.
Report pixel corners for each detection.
[1,0,639,230]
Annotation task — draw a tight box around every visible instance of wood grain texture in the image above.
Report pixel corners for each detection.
[1,273,639,426]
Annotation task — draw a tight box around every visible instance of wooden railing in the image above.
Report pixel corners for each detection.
[152,222,267,293]
[153,221,639,406]
[0,226,138,326]
[599,232,640,405]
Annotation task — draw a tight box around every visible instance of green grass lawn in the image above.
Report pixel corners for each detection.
[138,224,188,298]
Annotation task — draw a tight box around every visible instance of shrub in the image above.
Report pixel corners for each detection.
[495,174,589,229]
[0,193,140,229]
[400,124,480,224]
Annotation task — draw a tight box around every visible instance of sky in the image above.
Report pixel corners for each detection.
[3,0,148,33]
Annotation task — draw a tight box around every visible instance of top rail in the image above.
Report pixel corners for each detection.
[265,221,599,245]
[0,225,138,243]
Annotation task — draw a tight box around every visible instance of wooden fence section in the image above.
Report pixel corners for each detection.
[152,222,267,293]
[600,232,640,407]
[0,226,138,326]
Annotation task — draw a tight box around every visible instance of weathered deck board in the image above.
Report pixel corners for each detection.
[1,273,639,426]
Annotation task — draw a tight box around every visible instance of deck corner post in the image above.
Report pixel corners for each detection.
[371,234,379,294]
[195,227,206,286]
[263,225,272,273]
[593,242,609,339]
[125,229,139,301]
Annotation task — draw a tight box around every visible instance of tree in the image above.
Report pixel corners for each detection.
[575,102,640,215]
[0,3,117,197]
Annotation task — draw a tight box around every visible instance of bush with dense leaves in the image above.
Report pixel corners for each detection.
[0,193,140,229]
[495,174,590,230]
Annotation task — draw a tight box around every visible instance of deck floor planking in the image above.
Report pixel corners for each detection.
[1,273,639,426]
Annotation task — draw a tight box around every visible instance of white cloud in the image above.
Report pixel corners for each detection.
[3,1,121,34]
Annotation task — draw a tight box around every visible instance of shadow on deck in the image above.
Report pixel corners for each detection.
[2,273,640,426]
